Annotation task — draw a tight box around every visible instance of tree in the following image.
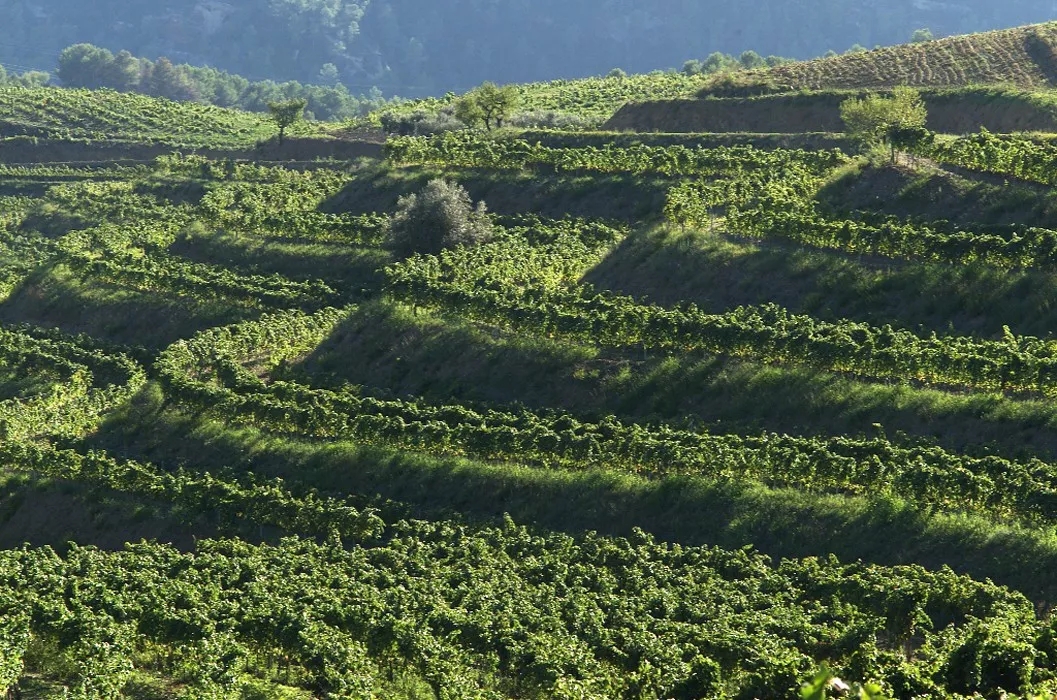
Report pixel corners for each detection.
[57,44,115,89]
[454,82,519,130]
[911,28,935,43]
[454,94,485,128]
[739,50,765,69]
[389,179,493,258]
[839,87,928,160]
[146,58,200,102]
[108,50,142,91]
[268,98,308,145]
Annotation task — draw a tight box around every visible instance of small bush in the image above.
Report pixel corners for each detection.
[389,179,493,257]
[506,110,592,130]
[379,109,464,136]
[696,72,792,98]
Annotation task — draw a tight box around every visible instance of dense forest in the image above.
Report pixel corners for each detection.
[2,0,1057,97]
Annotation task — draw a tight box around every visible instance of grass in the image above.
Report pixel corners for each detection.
[817,158,1057,228]
[0,468,210,551]
[288,299,1057,461]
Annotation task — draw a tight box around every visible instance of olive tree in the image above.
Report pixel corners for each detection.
[389,179,493,258]
[454,81,520,130]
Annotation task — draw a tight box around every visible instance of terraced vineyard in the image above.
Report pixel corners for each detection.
[765,21,1057,90]
[9,59,1057,698]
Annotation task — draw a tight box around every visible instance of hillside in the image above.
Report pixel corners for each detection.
[761,20,1057,90]
[4,1,1057,96]
[7,69,1057,695]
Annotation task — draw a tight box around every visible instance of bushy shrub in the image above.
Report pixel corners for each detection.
[389,179,493,257]
[379,108,465,136]
[696,72,792,97]
[506,110,592,130]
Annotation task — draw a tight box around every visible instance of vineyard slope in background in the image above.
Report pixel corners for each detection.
[8,19,1057,700]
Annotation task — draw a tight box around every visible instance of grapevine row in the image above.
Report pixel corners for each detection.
[154,308,1057,526]
[384,235,1057,396]
[0,516,1047,698]
[385,132,849,177]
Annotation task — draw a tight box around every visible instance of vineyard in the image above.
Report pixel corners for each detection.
[764,21,1057,90]
[10,46,1057,698]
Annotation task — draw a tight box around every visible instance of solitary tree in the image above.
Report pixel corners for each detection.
[268,98,308,145]
[840,86,928,160]
[389,179,493,258]
[453,82,519,130]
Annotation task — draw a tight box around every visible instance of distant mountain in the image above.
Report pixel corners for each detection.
[2,0,1057,97]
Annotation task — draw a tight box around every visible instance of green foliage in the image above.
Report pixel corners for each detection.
[389,179,493,257]
[455,82,520,130]
[840,87,928,155]
[0,86,284,147]
[267,98,308,144]
[7,68,1057,696]
[385,132,848,176]
[0,64,50,88]
[910,129,1057,184]
[696,70,793,97]
[53,43,394,121]
[801,666,889,700]
[911,27,936,43]
[453,94,486,129]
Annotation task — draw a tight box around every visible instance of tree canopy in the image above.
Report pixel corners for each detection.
[840,87,928,157]
[268,99,308,144]
[455,82,520,130]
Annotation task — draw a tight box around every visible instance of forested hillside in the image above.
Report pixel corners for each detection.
[3,0,1057,95]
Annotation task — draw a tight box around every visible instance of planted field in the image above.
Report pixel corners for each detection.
[8,65,1057,697]
[764,21,1057,90]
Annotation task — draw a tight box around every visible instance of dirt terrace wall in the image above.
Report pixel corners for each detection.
[605,93,1057,135]
[0,136,383,165]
